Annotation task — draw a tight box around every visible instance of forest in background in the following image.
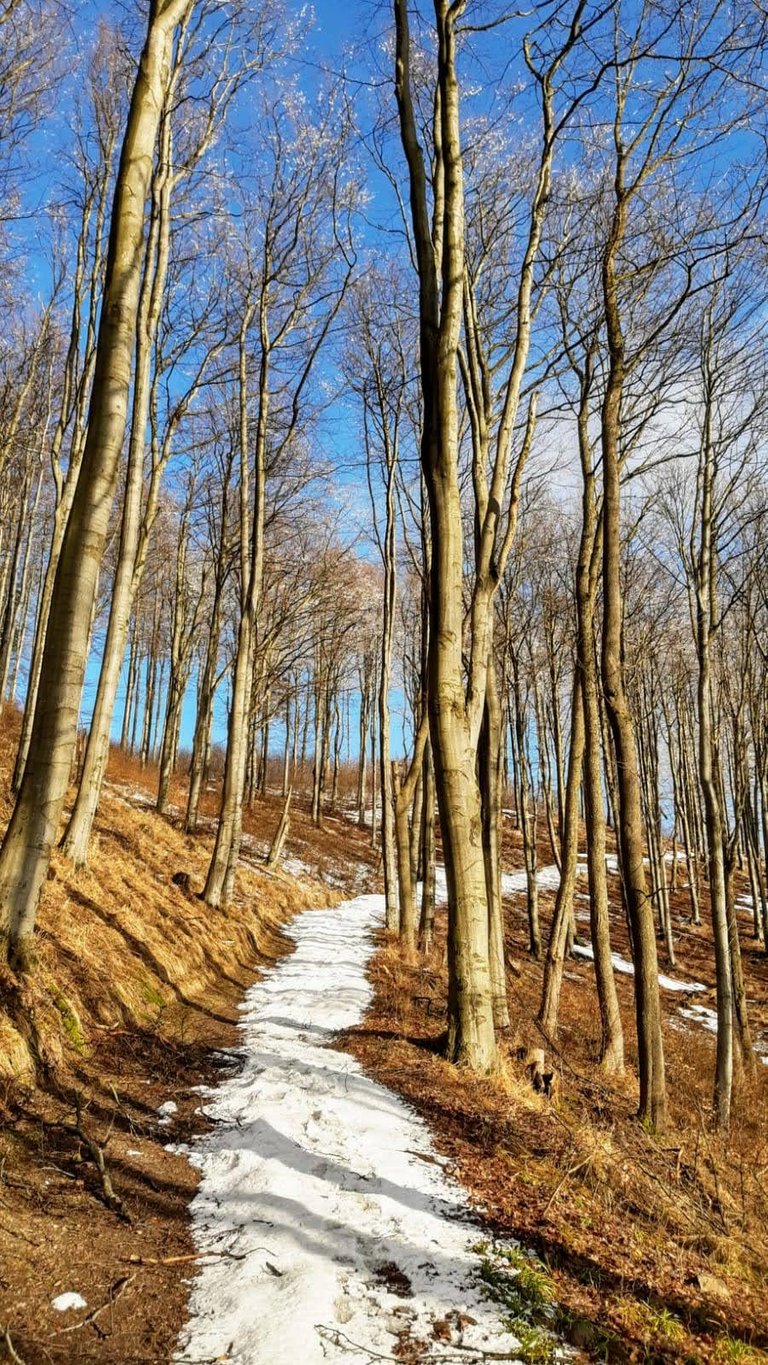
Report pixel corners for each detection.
[1,0,768,1154]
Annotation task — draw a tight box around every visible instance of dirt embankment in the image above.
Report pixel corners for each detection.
[0,715,376,1365]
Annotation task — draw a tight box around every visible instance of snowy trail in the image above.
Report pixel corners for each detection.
[175,894,529,1365]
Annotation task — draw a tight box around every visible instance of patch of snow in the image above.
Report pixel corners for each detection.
[281,856,312,879]
[658,971,706,994]
[175,895,549,1365]
[678,1002,717,1034]
[157,1100,178,1127]
[571,943,706,994]
[110,784,155,809]
[52,1292,87,1312]
[429,863,564,907]
[126,1148,143,1157]
[674,1010,768,1067]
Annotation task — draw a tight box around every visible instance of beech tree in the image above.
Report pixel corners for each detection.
[345,268,415,930]
[13,32,124,792]
[203,85,356,906]
[392,0,594,1069]
[0,0,196,970]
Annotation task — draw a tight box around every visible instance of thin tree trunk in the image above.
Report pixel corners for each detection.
[266,787,292,870]
[539,670,584,1038]
[418,738,436,951]
[481,661,510,1030]
[601,183,666,1128]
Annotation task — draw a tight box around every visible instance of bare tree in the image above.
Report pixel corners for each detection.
[0,0,196,971]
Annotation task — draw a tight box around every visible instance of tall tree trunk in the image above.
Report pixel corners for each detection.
[282,688,293,800]
[185,585,223,834]
[379,465,399,929]
[13,110,116,794]
[600,187,666,1128]
[120,622,139,750]
[480,660,510,1030]
[418,738,436,951]
[511,653,540,956]
[0,0,191,969]
[539,671,584,1038]
[577,454,624,1073]
[63,102,175,865]
[204,283,266,907]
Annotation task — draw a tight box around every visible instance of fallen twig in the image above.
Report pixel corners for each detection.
[1,1324,27,1364]
[125,1244,276,1267]
[542,1155,591,1215]
[126,1252,208,1267]
[0,1216,40,1247]
[58,1275,136,1338]
[315,1326,396,1361]
[54,1097,131,1223]
[316,1324,523,1362]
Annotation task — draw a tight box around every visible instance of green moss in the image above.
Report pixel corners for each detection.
[140,979,166,1009]
[51,988,85,1052]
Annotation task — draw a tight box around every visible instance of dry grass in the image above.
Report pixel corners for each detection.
[0,714,337,1087]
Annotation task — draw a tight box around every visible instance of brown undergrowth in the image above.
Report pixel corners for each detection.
[0,711,376,1365]
[345,876,768,1365]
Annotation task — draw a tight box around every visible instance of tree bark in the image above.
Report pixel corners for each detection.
[600,184,666,1128]
[62,100,175,865]
[0,0,192,970]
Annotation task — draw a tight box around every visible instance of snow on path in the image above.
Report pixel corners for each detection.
[174,895,529,1365]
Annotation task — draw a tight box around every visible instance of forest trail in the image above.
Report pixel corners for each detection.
[174,880,537,1365]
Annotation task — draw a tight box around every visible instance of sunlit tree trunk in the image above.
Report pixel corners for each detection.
[204,290,263,907]
[0,0,193,970]
[62,102,175,865]
[13,93,117,794]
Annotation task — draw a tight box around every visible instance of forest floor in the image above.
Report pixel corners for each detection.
[2,715,768,1365]
[0,714,378,1365]
[347,832,768,1365]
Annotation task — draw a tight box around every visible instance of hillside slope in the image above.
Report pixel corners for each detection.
[0,715,375,1365]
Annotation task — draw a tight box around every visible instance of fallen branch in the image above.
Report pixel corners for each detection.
[1,1324,27,1365]
[315,1326,396,1361]
[0,1216,40,1247]
[125,1244,277,1267]
[316,1324,523,1362]
[54,1097,131,1223]
[542,1155,591,1215]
